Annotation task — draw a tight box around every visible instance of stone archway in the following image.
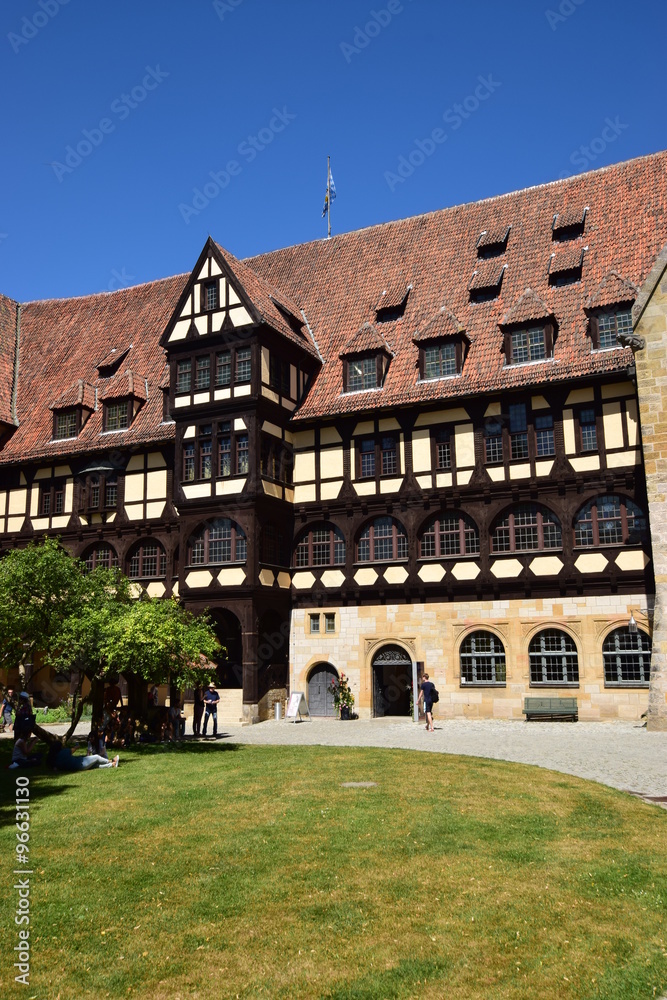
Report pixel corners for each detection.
[307,663,339,717]
[371,644,412,717]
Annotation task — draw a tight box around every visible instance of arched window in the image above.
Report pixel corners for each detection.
[574,495,648,547]
[294,523,345,568]
[419,512,479,558]
[603,627,651,686]
[127,540,167,580]
[82,544,118,573]
[187,519,247,566]
[529,629,579,685]
[460,631,506,685]
[357,517,408,562]
[491,503,561,553]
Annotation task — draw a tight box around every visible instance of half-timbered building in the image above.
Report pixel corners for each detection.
[2,150,667,725]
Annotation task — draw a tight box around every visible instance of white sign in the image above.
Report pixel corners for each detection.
[285,692,310,721]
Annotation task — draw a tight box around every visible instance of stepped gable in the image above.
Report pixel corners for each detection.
[585,270,639,310]
[246,150,667,421]
[0,293,18,427]
[501,289,552,327]
[0,274,186,465]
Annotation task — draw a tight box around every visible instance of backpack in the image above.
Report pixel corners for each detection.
[431,687,439,704]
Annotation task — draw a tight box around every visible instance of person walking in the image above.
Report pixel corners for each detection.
[417,673,436,733]
[1,688,16,732]
[202,682,220,737]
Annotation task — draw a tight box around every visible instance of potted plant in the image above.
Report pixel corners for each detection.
[328,673,355,720]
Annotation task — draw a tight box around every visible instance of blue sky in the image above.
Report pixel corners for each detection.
[1,0,665,302]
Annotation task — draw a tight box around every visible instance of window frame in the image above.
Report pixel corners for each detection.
[344,353,384,393]
[187,518,247,567]
[504,324,554,366]
[39,480,66,517]
[490,503,562,554]
[529,629,579,687]
[432,425,454,471]
[293,523,346,568]
[82,544,119,573]
[104,399,132,433]
[418,511,480,559]
[356,517,408,564]
[127,540,167,580]
[573,494,648,548]
[460,631,507,687]
[53,409,79,441]
[260,434,293,484]
[419,340,464,380]
[200,280,219,312]
[589,308,634,351]
[603,627,651,687]
[576,406,599,453]
[356,434,400,480]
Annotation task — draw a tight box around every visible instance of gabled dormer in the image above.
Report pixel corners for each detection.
[340,323,393,394]
[412,306,468,380]
[49,380,95,440]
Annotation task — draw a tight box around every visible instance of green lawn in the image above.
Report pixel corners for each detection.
[1,741,665,1000]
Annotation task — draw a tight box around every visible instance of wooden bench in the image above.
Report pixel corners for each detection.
[522,697,578,722]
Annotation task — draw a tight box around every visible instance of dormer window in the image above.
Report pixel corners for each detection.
[469,262,505,302]
[589,308,633,350]
[552,207,587,242]
[505,324,554,365]
[421,340,464,379]
[476,226,510,259]
[340,323,392,394]
[104,400,131,432]
[375,283,410,323]
[54,410,78,440]
[548,244,586,286]
[202,281,219,311]
[347,355,380,392]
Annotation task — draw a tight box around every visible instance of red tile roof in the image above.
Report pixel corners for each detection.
[477,225,510,249]
[469,260,506,290]
[99,370,148,402]
[413,305,464,342]
[375,281,410,310]
[339,322,392,357]
[501,289,552,327]
[553,206,587,230]
[548,242,586,274]
[0,293,18,427]
[49,380,96,411]
[585,270,639,310]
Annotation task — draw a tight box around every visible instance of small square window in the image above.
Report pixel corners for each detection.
[347,357,378,392]
[105,402,130,432]
[510,328,547,365]
[309,614,320,634]
[55,410,77,440]
[325,613,336,634]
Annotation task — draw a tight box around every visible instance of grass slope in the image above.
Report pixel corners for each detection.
[1,741,665,999]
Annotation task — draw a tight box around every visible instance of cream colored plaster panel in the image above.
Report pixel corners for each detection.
[146,502,166,520]
[34,467,52,480]
[436,472,453,488]
[535,460,554,477]
[64,480,73,513]
[174,395,190,408]
[490,558,523,578]
[146,582,166,598]
[380,477,403,494]
[509,463,531,480]
[284,488,294,503]
[210,258,222,277]
[183,426,196,440]
[320,480,342,500]
[217,567,247,587]
[294,450,315,483]
[321,570,346,588]
[277,572,291,589]
[125,503,144,521]
[602,401,623,449]
[54,464,71,478]
[606,450,640,468]
[294,484,317,503]
[415,407,469,427]
[411,428,431,473]
[320,426,342,446]
[487,467,505,482]
[7,516,23,532]
[262,420,283,439]
[615,550,650,571]
[178,297,191,319]
[194,316,208,336]
[172,581,179,597]
[451,561,480,581]
[106,513,116,523]
[378,417,400,431]
[321,446,343,479]
[569,455,600,472]
[182,482,212,499]
[214,388,231,401]
[19,473,27,486]
[383,565,409,585]
[125,474,145,503]
[575,552,608,573]
[353,482,376,496]
[193,391,210,405]
[455,424,475,467]
[129,582,143,599]
[601,380,634,399]
[30,487,39,517]
[418,563,446,583]
[32,517,50,530]
[228,283,240,305]
[626,398,639,447]
[416,475,433,490]
[169,319,190,341]
[230,306,252,327]
[262,386,280,404]
[565,387,595,404]
[186,570,213,589]
[0,492,6,516]
[146,470,167,499]
[51,515,71,529]
[531,395,549,410]
[563,409,575,453]
[234,384,251,398]
[147,451,166,469]
[262,481,282,498]
[529,556,564,576]
[259,569,275,587]
[456,469,473,485]
[234,417,247,431]
[8,489,26,516]
[484,402,501,417]
[195,263,210,281]
[261,347,270,383]
[354,567,378,586]
[293,430,315,449]
[292,571,316,590]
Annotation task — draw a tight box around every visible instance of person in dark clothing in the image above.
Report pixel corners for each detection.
[14,693,35,740]
[192,687,205,737]
[2,688,16,732]
[417,673,436,733]
[202,683,220,737]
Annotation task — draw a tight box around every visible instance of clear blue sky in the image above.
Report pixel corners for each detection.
[1,0,665,302]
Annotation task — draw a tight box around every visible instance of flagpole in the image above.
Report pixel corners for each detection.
[327,155,331,239]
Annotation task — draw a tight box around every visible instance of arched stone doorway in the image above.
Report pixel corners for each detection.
[307,663,339,716]
[209,609,243,688]
[372,644,412,717]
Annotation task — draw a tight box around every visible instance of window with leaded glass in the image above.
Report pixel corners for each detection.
[40,481,66,516]
[460,631,506,685]
[216,351,231,386]
[535,413,555,456]
[529,629,579,685]
[579,408,597,452]
[195,356,210,390]
[509,327,547,364]
[603,628,651,686]
[176,360,192,394]
[325,613,336,633]
[219,424,231,477]
[357,517,408,562]
[347,356,378,392]
[434,427,452,469]
[199,426,212,479]
[105,401,130,432]
[294,523,345,568]
[83,545,118,573]
[574,495,647,547]
[509,403,528,460]
[54,410,77,440]
[270,355,291,396]
[381,436,397,475]
[183,443,195,481]
[423,342,458,379]
[491,504,562,553]
[485,419,503,464]
[202,281,218,311]
[104,478,117,508]
[236,433,249,474]
[128,541,167,579]
[358,438,375,478]
[594,309,633,350]
[419,513,479,558]
[188,519,246,566]
[235,348,251,384]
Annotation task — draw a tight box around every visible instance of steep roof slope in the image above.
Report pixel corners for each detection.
[0,293,18,427]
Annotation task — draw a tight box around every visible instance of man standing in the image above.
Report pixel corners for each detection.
[1,688,15,732]
[202,682,220,737]
[417,673,435,733]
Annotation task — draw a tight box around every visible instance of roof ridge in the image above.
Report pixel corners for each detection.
[20,272,190,307]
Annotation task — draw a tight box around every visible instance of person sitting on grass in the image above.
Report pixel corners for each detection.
[48,740,119,771]
[87,727,108,760]
[8,734,42,769]
[14,692,36,740]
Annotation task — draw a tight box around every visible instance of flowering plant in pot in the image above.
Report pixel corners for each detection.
[328,673,355,719]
